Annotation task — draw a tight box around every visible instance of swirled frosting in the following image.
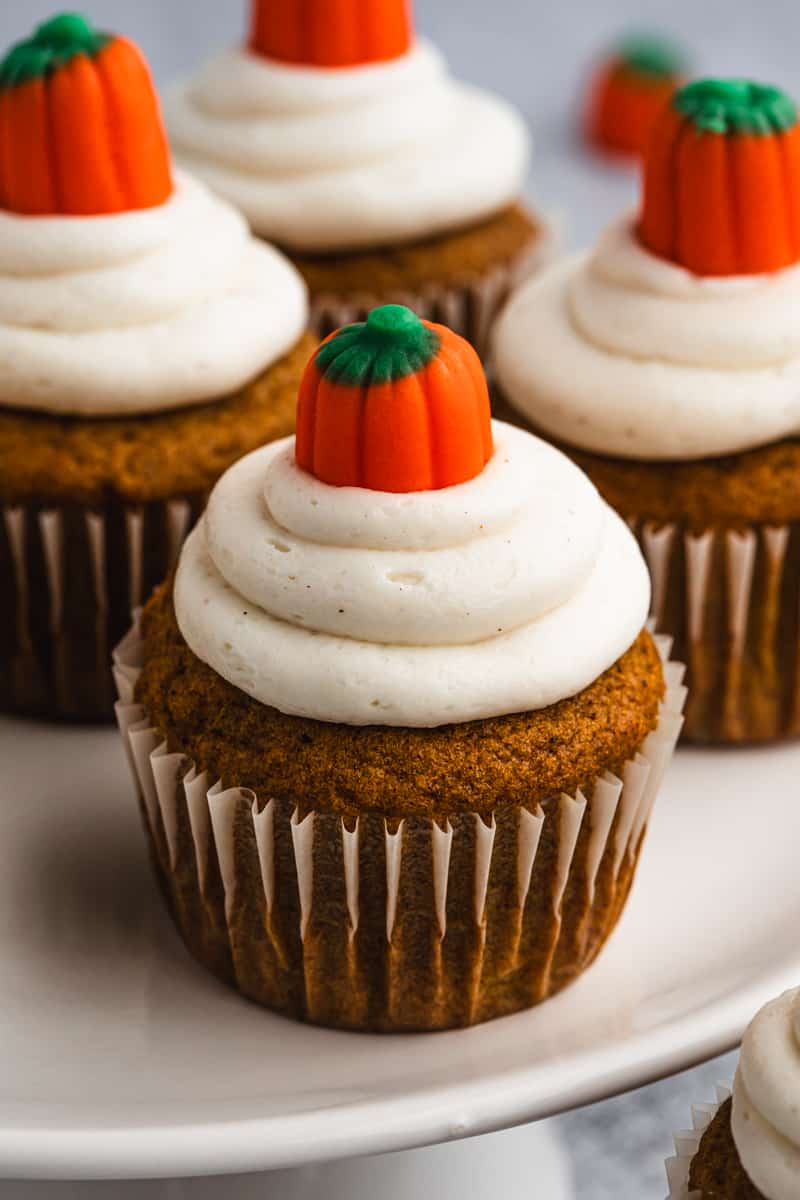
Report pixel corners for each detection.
[173,420,649,726]
[0,170,308,416]
[165,41,530,252]
[732,987,800,1200]
[494,216,800,461]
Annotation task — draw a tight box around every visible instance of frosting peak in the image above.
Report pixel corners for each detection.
[174,420,649,726]
[166,39,530,251]
[494,218,800,461]
[0,171,308,416]
[732,987,800,1200]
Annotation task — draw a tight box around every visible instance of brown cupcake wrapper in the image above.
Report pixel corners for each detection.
[308,221,557,360]
[634,518,800,743]
[113,619,683,1031]
[0,494,205,721]
[665,1086,731,1200]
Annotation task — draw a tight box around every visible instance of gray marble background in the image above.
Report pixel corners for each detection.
[0,0,788,1194]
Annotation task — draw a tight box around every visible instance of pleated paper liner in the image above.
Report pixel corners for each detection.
[308,220,557,361]
[114,617,684,1032]
[635,518,800,742]
[665,1086,731,1200]
[0,494,205,722]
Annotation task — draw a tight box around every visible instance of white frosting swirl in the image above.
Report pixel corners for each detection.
[0,170,308,416]
[494,216,800,461]
[166,41,530,252]
[173,420,649,727]
[732,987,800,1200]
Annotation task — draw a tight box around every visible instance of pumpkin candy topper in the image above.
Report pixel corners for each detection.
[249,0,413,69]
[639,78,800,276]
[0,12,172,216]
[585,34,687,159]
[296,304,493,493]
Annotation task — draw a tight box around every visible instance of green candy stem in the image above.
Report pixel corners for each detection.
[617,34,686,79]
[674,78,798,135]
[0,12,110,88]
[314,305,440,388]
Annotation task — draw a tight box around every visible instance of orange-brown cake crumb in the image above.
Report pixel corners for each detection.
[289,205,541,296]
[496,395,800,532]
[689,1098,764,1199]
[0,333,316,507]
[135,580,665,822]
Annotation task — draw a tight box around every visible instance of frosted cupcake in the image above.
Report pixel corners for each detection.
[165,0,544,355]
[495,79,800,744]
[666,987,800,1199]
[115,304,683,1032]
[0,13,310,721]
[584,34,687,159]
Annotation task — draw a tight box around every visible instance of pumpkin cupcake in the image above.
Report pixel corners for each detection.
[584,34,688,160]
[666,987,800,1199]
[114,304,683,1032]
[0,13,310,722]
[495,78,800,744]
[165,0,546,356]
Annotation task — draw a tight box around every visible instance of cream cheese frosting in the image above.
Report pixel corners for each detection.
[732,987,800,1200]
[165,40,530,252]
[494,216,800,461]
[173,420,649,727]
[0,170,308,417]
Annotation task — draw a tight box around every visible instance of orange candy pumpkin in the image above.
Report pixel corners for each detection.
[0,13,172,216]
[296,305,493,493]
[585,35,686,159]
[639,79,800,276]
[249,0,412,69]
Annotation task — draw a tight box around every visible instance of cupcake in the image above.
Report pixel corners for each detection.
[114,304,683,1032]
[584,34,687,160]
[495,78,800,744]
[0,13,311,721]
[165,0,545,356]
[666,987,800,1199]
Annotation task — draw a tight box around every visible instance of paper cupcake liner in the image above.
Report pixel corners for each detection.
[665,1086,731,1200]
[308,221,557,362]
[634,517,800,742]
[0,494,205,722]
[113,620,684,1032]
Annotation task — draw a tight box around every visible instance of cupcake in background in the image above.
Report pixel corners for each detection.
[583,33,688,160]
[0,13,310,721]
[666,986,800,1198]
[495,79,800,744]
[115,304,683,1032]
[166,0,546,355]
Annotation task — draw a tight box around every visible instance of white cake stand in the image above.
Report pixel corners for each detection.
[2,717,799,1199]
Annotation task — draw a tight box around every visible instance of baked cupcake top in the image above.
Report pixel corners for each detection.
[166,0,531,252]
[731,986,800,1198]
[495,78,800,462]
[0,12,307,417]
[174,304,649,726]
[584,33,687,159]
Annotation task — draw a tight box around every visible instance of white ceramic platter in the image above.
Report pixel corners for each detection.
[1,717,798,1181]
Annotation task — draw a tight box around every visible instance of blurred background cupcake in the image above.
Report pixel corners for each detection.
[0,12,310,721]
[583,32,688,160]
[666,985,800,1198]
[495,78,800,744]
[115,304,683,1032]
[165,0,548,356]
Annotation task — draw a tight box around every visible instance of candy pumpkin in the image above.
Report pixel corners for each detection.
[249,0,412,69]
[0,13,172,216]
[585,35,686,159]
[639,78,800,276]
[296,305,493,493]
